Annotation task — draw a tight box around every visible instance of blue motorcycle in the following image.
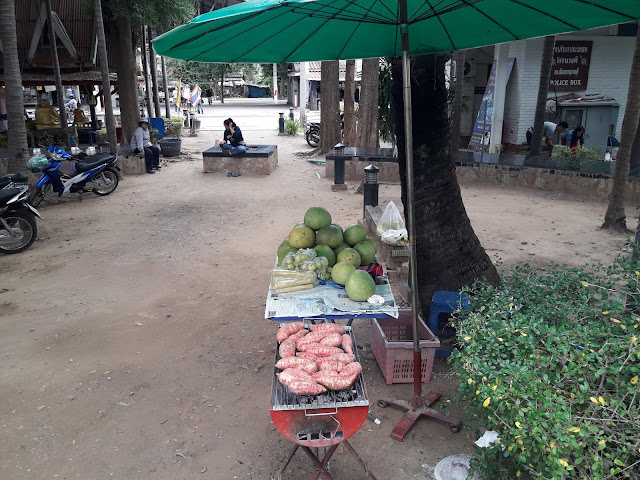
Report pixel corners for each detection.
[28,146,123,207]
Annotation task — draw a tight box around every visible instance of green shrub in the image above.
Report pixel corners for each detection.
[164,116,184,138]
[450,256,640,480]
[284,118,301,135]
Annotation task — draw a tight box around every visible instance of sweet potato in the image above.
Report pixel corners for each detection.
[276,322,304,343]
[296,351,319,361]
[310,324,345,335]
[296,331,327,348]
[328,353,355,364]
[317,359,345,372]
[339,362,362,377]
[319,333,342,347]
[275,357,318,373]
[287,379,327,395]
[312,370,339,380]
[341,334,353,354]
[315,373,358,391]
[277,368,313,386]
[279,339,296,358]
[301,344,344,357]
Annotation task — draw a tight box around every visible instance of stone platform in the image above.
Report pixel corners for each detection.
[202,145,278,175]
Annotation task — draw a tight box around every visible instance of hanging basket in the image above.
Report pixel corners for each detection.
[159,138,182,157]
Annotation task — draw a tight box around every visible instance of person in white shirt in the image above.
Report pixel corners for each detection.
[66,96,78,111]
[526,121,569,152]
[130,117,160,174]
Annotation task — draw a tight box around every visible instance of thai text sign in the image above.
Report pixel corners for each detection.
[549,41,592,91]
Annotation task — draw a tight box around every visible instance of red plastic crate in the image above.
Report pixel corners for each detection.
[371,310,440,384]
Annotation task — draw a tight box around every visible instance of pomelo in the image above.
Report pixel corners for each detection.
[314,244,337,267]
[278,239,291,255]
[278,247,297,266]
[360,237,377,253]
[354,241,377,266]
[333,242,350,256]
[289,225,315,248]
[304,207,332,230]
[330,223,343,234]
[337,248,361,268]
[331,262,356,285]
[343,224,367,246]
[316,224,344,249]
[345,270,376,302]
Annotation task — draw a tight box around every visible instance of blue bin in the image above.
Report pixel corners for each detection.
[149,118,165,139]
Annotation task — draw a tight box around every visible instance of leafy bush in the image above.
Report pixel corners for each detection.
[450,257,640,480]
[284,118,301,135]
[164,117,185,138]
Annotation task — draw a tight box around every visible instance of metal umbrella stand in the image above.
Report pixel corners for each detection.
[154,0,640,444]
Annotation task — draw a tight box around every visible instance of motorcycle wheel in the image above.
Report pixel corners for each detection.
[93,168,119,196]
[306,128,320,148]
[29,184,51,208]
[0,211,37,254]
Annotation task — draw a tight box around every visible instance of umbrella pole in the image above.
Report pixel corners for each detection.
[377,14,462,439]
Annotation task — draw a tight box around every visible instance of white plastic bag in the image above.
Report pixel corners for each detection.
[381,229,408,246]
[377,201,405,235]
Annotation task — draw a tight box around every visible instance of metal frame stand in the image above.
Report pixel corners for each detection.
[275,440,378,480]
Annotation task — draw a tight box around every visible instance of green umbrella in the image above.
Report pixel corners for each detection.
[155,0,640,441]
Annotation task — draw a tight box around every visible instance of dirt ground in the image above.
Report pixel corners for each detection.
[0,123,632,480]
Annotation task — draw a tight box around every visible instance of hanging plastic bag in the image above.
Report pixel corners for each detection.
[377,201,405,235]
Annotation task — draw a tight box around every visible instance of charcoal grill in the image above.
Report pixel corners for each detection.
[270,326,378,479]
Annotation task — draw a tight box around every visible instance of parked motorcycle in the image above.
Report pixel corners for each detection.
[305,114,344,148]
[28,146,123,207]
[0,185,42,254]
[0,173,29,190]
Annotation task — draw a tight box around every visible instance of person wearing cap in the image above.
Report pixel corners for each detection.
[131,117,160,174]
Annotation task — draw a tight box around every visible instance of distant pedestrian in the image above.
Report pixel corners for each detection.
[526,121,568,151]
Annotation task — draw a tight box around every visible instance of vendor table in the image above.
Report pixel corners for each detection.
[265,275,399,325]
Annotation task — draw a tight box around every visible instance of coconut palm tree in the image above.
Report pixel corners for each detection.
[392,54,500,308]
[0,0,29,173]
[530,36,556,156]
[602,27,640,232]
[450,50,464,152]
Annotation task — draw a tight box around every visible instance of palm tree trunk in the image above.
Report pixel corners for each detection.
[392,54,500,310]
[320,60,341,154]
[147,26,161,118]
[220,68,225,104]
[450,50,465,152]
[0,0,29,172]
[530,36,556,156]
[93,0,117,153]
[630,115,640,169]
[45,0,68,132]
[161,56,171,119]
[343,60,356,145]
[602,28,640,232]
[356,58,379,148]
[141,27,153,118]
[109,9,139,145]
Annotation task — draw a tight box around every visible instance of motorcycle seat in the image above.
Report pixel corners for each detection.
[0,178,10,189]
[75,154,114,173]
[0,188,20,205]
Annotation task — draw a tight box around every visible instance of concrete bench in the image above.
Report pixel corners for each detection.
[202,145,278,175]
[325,147,399,182]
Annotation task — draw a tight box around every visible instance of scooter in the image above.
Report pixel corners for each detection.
[0,173,29,190]
[29,146,123,208]
[0,185,42,254]
[305,114,344,148]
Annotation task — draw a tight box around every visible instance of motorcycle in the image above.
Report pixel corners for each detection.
[28,146,123,208]
[0,185,42,254]
[305,114,344,148]
[0,173,29,190]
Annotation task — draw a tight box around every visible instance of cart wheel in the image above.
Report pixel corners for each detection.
[377,400,389,408]
[450,421,463,433]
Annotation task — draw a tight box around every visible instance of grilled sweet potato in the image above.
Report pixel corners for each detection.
[317,359,345,372]
[319,333,342,347]
[328,353,355,364]
[278,339,296,358]
[296,331,327,349]
[315,373,358,391]
[310,324,345,335]
[296,351,319,361]
[301,344,344,357]
[276,322,304,343]
[275,357,318,373]
[339,362,362,377]
[277,368,313,386]
[341,334,353,354]
[287,379,327,395]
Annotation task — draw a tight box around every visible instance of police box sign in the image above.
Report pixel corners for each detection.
[549,41,592,91]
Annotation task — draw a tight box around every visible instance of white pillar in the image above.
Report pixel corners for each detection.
[489,43,509,153]
[299,62,307,125]
[273,63,278,103]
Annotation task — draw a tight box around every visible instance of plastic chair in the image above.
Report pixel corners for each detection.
[428,291,470,357]
[149,118,165,139]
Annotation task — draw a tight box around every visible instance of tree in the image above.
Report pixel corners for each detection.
[392,54,500,309]
[356,58,380,148]
[450,50,465,152]
[94,0,117,153]
[343,60,356,145]
[602,28,640,232]
[141,27,153,117]
[378,58,395,146]
[320,60,341,154]
[148,26,161,118]
[0,0,29,173]
[530,36,556,156]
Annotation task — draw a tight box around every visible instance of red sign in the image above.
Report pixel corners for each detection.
[549,41,592,92]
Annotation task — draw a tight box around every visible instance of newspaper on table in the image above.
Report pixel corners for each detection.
[265,277,399,320]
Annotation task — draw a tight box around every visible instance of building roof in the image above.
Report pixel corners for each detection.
[0,71,117,87]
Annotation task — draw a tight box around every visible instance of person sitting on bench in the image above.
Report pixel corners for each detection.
[130,117,160,174]
[219,118,246,155]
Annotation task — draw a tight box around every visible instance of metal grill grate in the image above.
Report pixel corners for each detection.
[271,327,369,411]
